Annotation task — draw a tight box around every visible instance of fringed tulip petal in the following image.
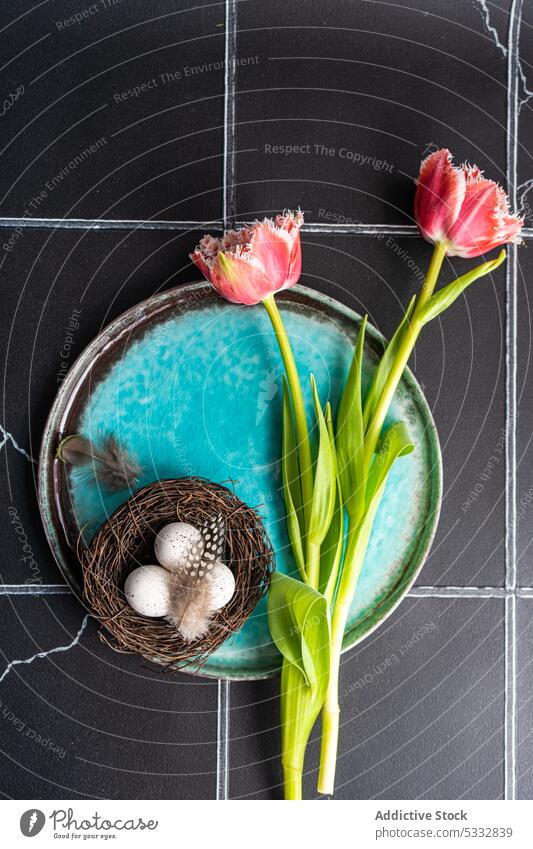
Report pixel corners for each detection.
[414,149,522,257]
[446,173,523,257]
[211,253,273,305]
[414,149,466,243]
[190,210,304,305]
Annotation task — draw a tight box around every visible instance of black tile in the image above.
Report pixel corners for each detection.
[233,0,510,224]
[517,245,533,585]
[229,677,280,799]
[1,226,206,584]
[517,8,533,229]
[229,597,505,799]
[517,597,533,798]
[0,1,224,221]
[0,596,218,799]
[1,451,58,587]
[294,233,506,586]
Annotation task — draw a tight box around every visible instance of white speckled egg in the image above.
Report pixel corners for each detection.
[207,561,235,610]
[124,564,170,618]
[154,522,204,571]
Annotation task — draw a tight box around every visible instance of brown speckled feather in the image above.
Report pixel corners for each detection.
[166,571,218,641]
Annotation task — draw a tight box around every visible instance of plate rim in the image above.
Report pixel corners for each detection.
[38,280,442,681]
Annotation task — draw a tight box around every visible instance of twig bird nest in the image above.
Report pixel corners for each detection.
[79,478,274,670]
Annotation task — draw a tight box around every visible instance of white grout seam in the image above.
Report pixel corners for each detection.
[5,584,533,598]
[473,0,508,59]
[216,0,238,802]
[409,586,508,599]
[0,584,72,595]
[216,678,230,800]
[223,0,237,229]
[504,0,522,802]
[0,216,224,232]
[0,424,35,463]
[0,217,530,239]
[0,615,88,684]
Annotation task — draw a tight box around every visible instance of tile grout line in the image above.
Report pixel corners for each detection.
[216,677,231,800]
[0,217,225,231]
[5,583,533,598]
[505,593,518,797]
[0,584,72,595]
[409,587,508,599]
[505,0,522,802]
[0,216,532,238]
[223,0,237,229]
[216,0,238,803]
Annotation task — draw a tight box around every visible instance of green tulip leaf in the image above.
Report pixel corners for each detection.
[319,406,345,606]
[419,250,506,325]
[363,297,416,434]
[268,572,330,694]
[366,420,415,509]
[280,656,328,783]
[281,377,306,579]
[307,376,337,546]
[337,421,415,607]
[336,315,367,520]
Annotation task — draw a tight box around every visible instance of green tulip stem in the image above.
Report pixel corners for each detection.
[306,540,321,590]
[363,242,446,472]
[318,241,447,796]
[317,522,368,794]
[317,598,347,794]
[284,766,303,801]
[263,295,314,538]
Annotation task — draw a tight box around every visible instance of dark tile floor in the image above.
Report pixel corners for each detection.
[233,0,510,224]
[0,596,218,799]
[517,597,533,799]
[230,597,505,800]
[0,0,529,801]
[517,244,533,584]
[0,1,225,222]
[517,6,533,233]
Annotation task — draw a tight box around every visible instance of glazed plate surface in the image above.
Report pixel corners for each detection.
[38,283,442,679]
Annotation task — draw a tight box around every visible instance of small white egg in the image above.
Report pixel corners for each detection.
[124,564,170,618]
[207,561,235,610]
[154,522,204,571]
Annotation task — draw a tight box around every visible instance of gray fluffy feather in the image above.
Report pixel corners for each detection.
[57,433,140,492]
[166,571,217,641]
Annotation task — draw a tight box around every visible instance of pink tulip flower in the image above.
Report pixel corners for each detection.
[190,210,304,305]
[414,148,522,258]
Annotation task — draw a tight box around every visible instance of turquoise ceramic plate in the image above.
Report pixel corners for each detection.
[38,282,442,680]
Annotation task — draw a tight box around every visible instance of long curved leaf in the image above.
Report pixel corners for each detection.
[319,406,345,606]
[419,250,506,325]
[308,376,336,546]
[280,655,326,781]
[268,572,330,692]
[269,575,331,788]
[338,422,415,606]
[363,297,416,434]
[365,420,415,509]
[281,377,306,579]
[336,315,367,520]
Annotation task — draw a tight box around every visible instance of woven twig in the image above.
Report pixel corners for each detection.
[79,477,274,671]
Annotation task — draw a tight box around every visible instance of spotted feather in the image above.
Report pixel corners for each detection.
[199,514,225,571]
